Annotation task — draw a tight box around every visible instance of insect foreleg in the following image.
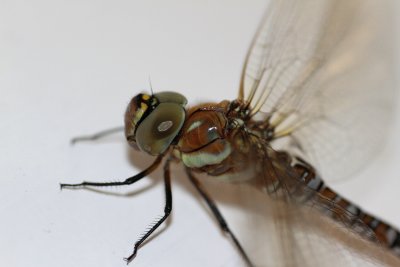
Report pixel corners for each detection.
[60,155,162,189]
[70,126,124,145]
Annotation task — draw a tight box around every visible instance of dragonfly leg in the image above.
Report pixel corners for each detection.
[124,158,173,263]
[70,126,125,145]
[60,155,162,189]
[185,168,254,267]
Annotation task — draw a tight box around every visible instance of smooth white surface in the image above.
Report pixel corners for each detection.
[0,1,399,267]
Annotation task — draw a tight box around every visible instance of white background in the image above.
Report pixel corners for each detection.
[1,0,400,266]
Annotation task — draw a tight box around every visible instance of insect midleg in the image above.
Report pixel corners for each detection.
[59,155,162,189]
[185,168,255,267]
[70,126,124,145]
[125,157,173,263]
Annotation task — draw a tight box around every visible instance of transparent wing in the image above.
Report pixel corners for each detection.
[203,174,400,267]
[244,190,400,267]
[238,0,396,181]
[225,1,398,265]
[243,143,400,267]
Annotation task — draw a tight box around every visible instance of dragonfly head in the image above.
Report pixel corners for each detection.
[124,91,187,156]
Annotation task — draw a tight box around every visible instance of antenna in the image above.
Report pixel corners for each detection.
[148,76,154,95]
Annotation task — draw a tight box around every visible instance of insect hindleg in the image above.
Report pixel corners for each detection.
[185,168,254,267]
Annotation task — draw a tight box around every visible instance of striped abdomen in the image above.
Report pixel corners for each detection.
[292,156,400,256]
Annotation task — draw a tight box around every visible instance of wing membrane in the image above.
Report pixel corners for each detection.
[239,0,396,180]
[202,175,400,267]
[226,1,399,265]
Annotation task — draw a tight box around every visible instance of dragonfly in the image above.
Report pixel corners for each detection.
[61,0,400,266]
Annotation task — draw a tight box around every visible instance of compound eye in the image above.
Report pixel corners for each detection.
[154,91,187,105]
[135,102,185,155]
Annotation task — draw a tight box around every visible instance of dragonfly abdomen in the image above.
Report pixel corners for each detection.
[318,185,400,255]
[291,155,400,256]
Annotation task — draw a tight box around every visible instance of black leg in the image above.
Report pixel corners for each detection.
[185,168,254,267]
[124,158,173,263]
[60,155,162,189]
[71,126,125,145]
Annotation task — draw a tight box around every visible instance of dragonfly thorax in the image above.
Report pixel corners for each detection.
[172,101,260,181]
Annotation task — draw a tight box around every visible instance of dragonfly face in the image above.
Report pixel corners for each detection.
[124,91,187,155]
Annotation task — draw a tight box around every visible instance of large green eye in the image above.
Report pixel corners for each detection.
[154,91,187,105]
[124,91,187,153]
[135,102,186,155]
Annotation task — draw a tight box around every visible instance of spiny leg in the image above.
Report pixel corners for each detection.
[60,155,162,189]
[71,126,124,145]
[124,158,173,263]
[185,168,254,267]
